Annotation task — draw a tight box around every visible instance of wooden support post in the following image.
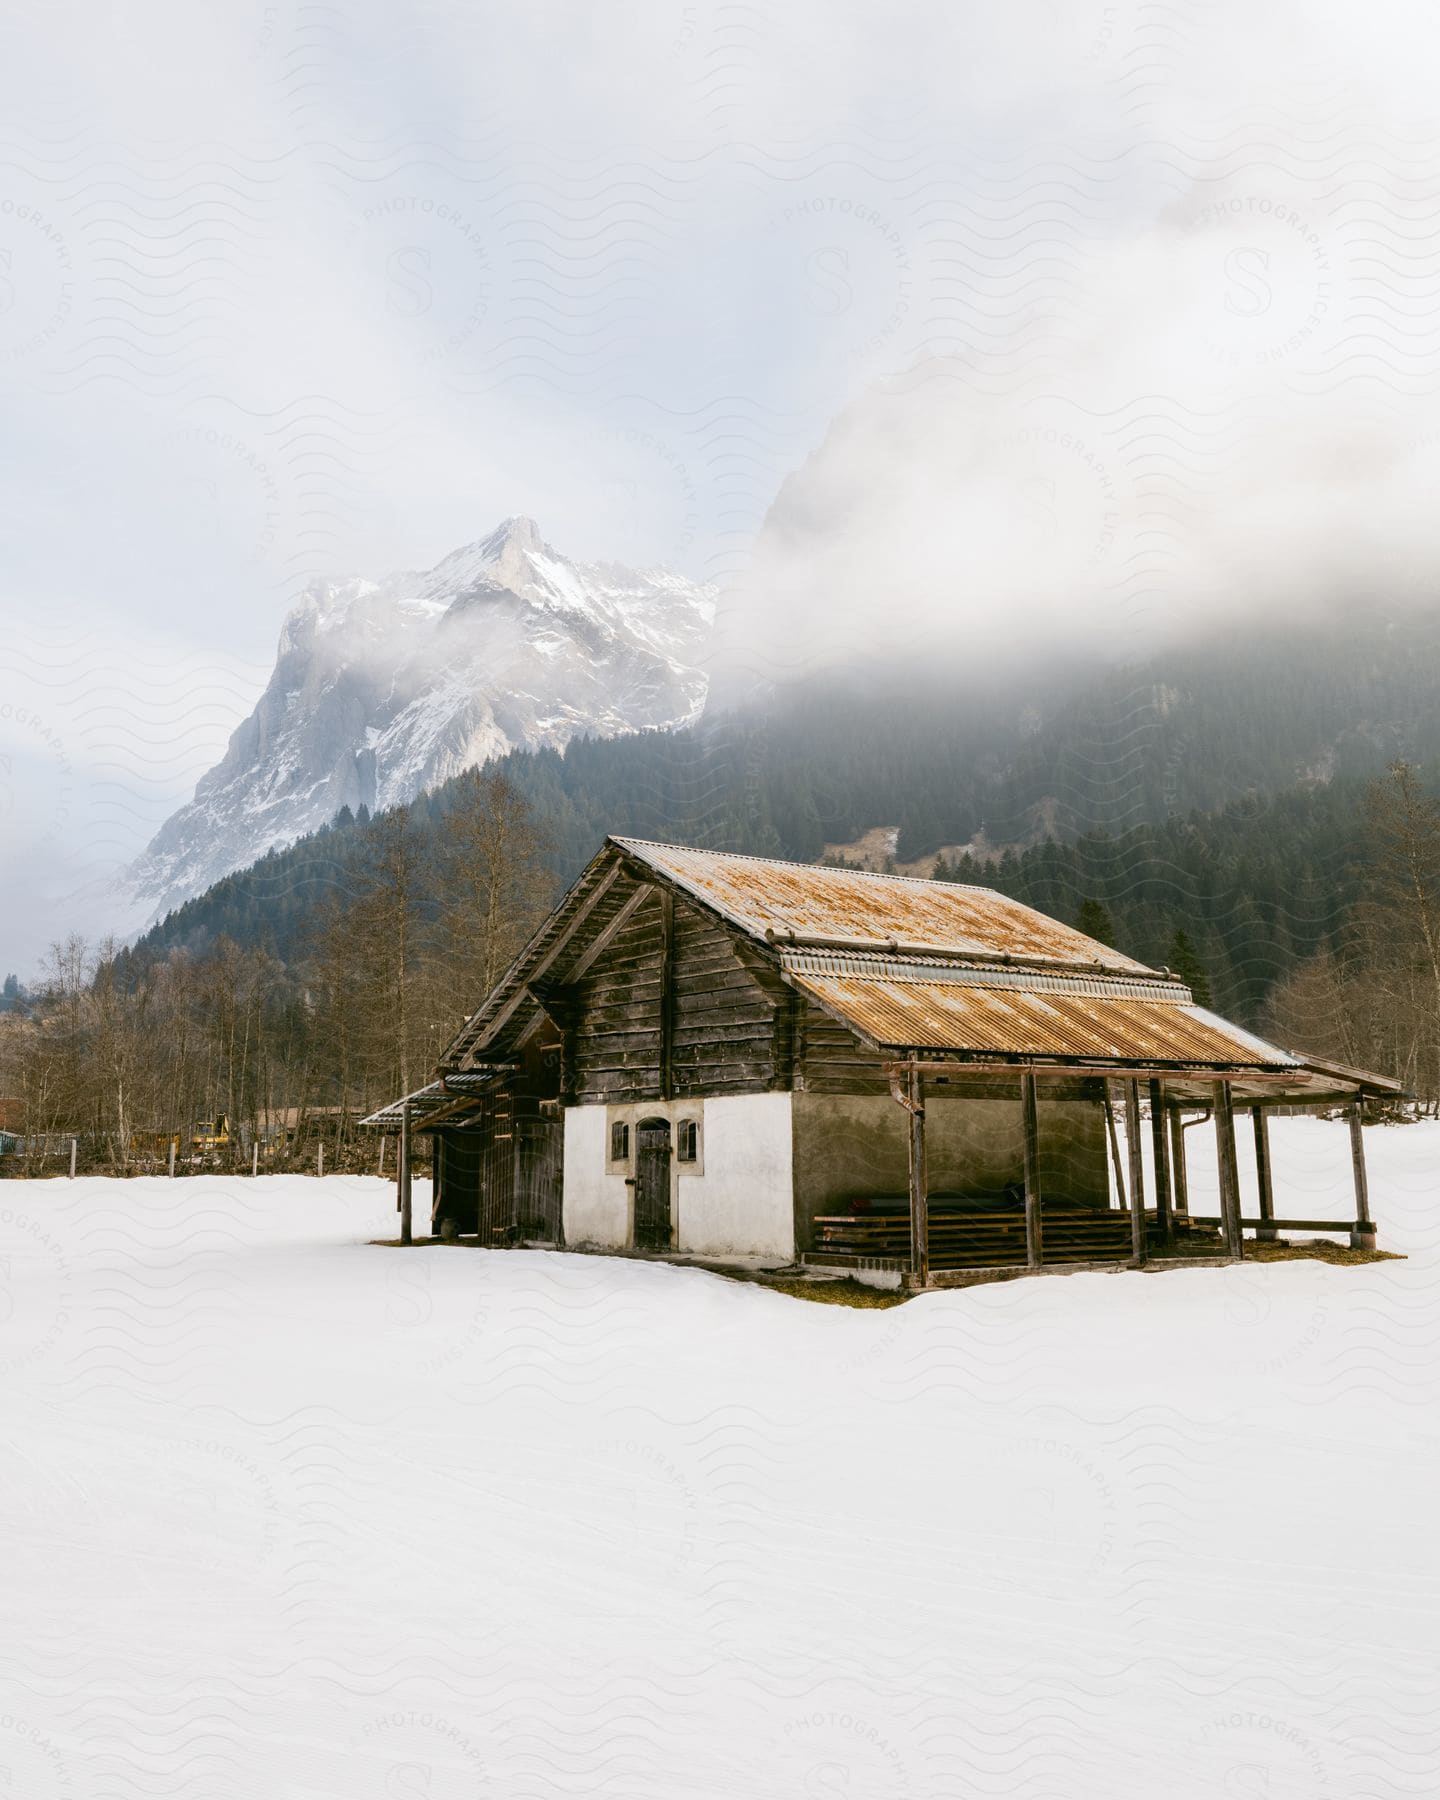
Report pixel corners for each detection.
[1252,1106,1276,1240]
[168,1138,176,1178]
[399,1102,413,1246]
[1021,1070,1043,1267]
[1103,1085,1127,1212]
[1125,1079,1146,1263]
[888,1063,930,1285]
[1349,1103,1376,1252]
[317,1142,324,1180]
[69,1138,77,1179]
[252,1140,259,1178]
[907,1064,929,1288]
[1213,1082,1244,1259]
[1168,1105,1190,1219]
[378,1135,386,1180]
[1149,1078,1172,1245]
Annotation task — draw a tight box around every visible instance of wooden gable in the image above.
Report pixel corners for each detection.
[549,872,793,1104]
[444,841,844,1103]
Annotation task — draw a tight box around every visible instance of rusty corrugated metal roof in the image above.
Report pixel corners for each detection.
[612,839,1152,974]
[791,970,1299,1069]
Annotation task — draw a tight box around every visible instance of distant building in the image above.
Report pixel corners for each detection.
[0,1097,21,1158]
[366,839,1398,1285]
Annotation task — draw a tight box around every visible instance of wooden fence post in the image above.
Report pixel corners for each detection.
[69,1138,77,1179]
[317,1142,324,1179]
[252,1140,259,1177]
[168,1138,176,1178]
[1022,1069,1043,1268]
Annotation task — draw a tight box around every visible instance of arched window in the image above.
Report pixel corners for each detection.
[609,1120,630,1164]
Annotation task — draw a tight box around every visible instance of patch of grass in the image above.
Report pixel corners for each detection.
[748,1274,910,1308]
[1243,1239,1404,1267]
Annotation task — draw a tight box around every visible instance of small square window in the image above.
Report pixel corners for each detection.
[676,1119,699,1163]
[610,1120,630,1163]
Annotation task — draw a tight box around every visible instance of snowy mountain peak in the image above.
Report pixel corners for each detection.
[479,513,544,557]
[118,523,715,930]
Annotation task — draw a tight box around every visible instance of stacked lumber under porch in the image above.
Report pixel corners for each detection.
[810,1202,1228,1270]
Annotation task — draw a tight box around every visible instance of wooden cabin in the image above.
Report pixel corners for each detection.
[365,838,1400,1286]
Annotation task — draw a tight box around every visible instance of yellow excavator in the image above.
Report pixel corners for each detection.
[190,1114,231,1156]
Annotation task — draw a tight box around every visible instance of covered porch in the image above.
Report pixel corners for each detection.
[360,1050,565,1249]
[804,1056,1402,1287]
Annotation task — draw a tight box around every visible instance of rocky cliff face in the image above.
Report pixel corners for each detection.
[120,518,714,925]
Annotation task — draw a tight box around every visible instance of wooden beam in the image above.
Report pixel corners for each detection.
[1168,1103,1190,1218]
[458,859,624,1066]
[1252,1106,1276,1240]
[399,1101,413,1246]
[907,1064,930,1288]
[1125,1080,1147,1263]
[1103,1084,1127,1211]
[1186,1215,1374,1233]
[414,1092,490,1132]
[565,881,651,983]
[886,1056,1304,1085]
[1349,1104,1377,1251]
[1213,1082,1243,1259]
[1149,1078,1173,1244]
[1022,1069,1043,1268]
[784,989,808,1093]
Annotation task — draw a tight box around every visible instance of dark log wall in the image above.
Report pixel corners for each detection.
[795,998,890,1095]
[567,880,787,1103]
[568,886,664,1102]
[672,903,789,1097]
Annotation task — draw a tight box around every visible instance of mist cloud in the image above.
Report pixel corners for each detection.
[3,0,1439,965]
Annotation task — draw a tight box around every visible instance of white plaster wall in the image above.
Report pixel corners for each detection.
[675,1093,794,1260]
[562,1105,630,1248]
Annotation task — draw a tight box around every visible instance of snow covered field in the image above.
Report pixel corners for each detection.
[2,1117,1437,1799]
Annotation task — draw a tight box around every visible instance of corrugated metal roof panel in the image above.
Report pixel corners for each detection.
[360,1069,506,1127]
[791,972,1300,1069]
[779,950,1189,1003]
[612,838,1152,975]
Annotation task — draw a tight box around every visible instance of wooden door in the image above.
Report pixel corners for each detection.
[478,1116,516,1243]
[633,1120,672,1250]
[515,1118,564,1244]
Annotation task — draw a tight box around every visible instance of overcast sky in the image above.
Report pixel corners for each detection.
[3,0,1438,969]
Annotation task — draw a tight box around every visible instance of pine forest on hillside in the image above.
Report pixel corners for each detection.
[6,617,1440,1169]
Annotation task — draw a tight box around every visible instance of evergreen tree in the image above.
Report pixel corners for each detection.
[1074,898,1117,948]
[1167,929,1214,1008]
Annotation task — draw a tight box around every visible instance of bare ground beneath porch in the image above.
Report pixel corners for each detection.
[1242,1239,1405,1267]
